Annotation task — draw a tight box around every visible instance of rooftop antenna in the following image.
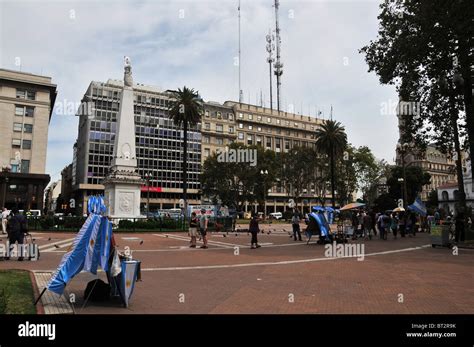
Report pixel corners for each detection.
[238,0,243,103]
[266,29,275,111]
[330,105,333,120]
[273,0,283,113]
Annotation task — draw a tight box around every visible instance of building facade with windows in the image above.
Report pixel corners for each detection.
[202,101,329,213]
[0,69,57,211]
[71,79,201,215]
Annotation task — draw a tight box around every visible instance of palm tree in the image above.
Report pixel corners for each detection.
[168,87,203,221]
[314,119,347,208]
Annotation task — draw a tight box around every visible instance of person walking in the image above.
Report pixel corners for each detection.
[398,212,406,237]
[390,213,398,239]
[362,212,372,240]
[188,212,199,248]
[249,212,261,249]
[291,210,302,241]
[199,208,209,249]
[1,207,9,234]
[5,208,28,261]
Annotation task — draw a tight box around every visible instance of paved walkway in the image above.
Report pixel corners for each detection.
[33,272,73,314]
[1,228,473,314]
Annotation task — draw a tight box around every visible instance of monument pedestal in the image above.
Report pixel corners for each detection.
[104,168,143,219]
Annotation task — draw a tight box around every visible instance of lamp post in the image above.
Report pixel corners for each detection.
[396,142,410,209]
[260,169,268,216]
[144,172,152,217]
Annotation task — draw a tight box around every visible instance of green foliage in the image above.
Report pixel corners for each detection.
[387,165,431,204]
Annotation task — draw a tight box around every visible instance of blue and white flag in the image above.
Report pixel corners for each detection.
[47,195,112,295]
[119,260,140,308]
[47,214,101,295]
[408,197,427,216]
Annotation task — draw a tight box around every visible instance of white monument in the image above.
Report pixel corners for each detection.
[104,57,143,218]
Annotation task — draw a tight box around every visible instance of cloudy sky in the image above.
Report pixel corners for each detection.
[1,0,399,181]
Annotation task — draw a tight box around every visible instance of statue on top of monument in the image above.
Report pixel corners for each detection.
[124,56,133,87]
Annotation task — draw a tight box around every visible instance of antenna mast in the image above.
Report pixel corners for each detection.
[273,0,283,112]
[238,0,243,103]
[266,29,275,111]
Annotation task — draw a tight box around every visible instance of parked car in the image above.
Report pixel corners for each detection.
[269,212,283,220]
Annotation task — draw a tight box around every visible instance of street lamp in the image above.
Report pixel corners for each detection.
[396,142,411,208]
[144,172,152,217]
[260,169,268,216]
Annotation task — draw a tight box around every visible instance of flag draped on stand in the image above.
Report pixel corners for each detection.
[47,196,111,295]
[408,197,427,216]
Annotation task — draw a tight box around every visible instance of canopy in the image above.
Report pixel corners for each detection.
[340,202,365,211]
[392,207,405,212]
[312,206,325,212]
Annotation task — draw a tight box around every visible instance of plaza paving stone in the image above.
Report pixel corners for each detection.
[0,226,472,314]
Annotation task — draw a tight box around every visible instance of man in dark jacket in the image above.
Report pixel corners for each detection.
[249,213,261,249]
[6,208,28,261]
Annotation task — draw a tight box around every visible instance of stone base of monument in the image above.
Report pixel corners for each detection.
[104,169,143,220]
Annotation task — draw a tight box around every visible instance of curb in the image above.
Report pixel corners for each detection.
[29,270,45,315]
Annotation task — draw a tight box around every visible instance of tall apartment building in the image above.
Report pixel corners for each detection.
[71,79,201,215]
[0,69,57,211]
[202,101,327,213]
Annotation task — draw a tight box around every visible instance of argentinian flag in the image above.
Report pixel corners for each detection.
[409,197,427,216]
[47,196,112,295]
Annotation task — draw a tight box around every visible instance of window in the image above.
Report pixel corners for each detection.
[16,89,26,99]
[21,160,30,173]
[27,91,36,100]
[256,136,262,146]
[257,126,262,132]
[238,113,243,119]
[216,124,223,133]
[267,117,271,123]
[228,113,234,121]
[217,112,222,119]
[275,138,281,151]
[238,132,244,140]
[203,136,210,144]
[205,110,210,117]
[15,106,24,116]
[217,138,224,145]
[23,140,32,149]
[228,126,234,133]
[266,137,272,148]
[11,164,19,173]
[238,123,243,129]
[286,121,290,126]
[204,122,210,130]
[276,119,281,125]
[204,148,210,157]
[248,114,253,120]
[285,140,290,151]
[294,122,298,128]
[248,125,253,130]
[247,134,254,145]
[12,139,21,148]
[25,106,34,117]
[257,115,262,121]
[13,123,22,132]
[24,124,33,133]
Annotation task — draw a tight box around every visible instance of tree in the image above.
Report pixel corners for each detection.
[314,120,348,208]
[352,146,381,205]
[168,87,203,217]
[281,146,318,210]
[360,0,473,210]
[201,143,279,212]
[427,189,439,209]
[386,166,431,205]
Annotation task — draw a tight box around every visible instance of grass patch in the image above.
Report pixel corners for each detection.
[0,270,36,314]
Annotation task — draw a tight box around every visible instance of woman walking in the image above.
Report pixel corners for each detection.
[249,213,261,249]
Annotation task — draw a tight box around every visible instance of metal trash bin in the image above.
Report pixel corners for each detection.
[430,224,450,248]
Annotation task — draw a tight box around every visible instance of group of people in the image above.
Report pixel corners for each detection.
[351,210,421,240]
[1,207,29,261]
